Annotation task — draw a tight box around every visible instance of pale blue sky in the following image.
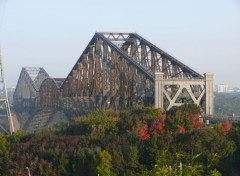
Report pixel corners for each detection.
[0,0,240,87]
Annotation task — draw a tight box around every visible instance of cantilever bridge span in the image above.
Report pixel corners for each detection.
[60,32,213,115]
[13,32,214,130]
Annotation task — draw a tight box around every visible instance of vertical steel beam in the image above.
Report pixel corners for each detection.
[162,58,169,78]
[88,45,94,96]
[72,70,78,97]
[141,45,147,68]
[77,63,82,96]
[110,51,116,97]
[95,41,101,96]
[102,44,109,96]
[151,51,157,73]
[82,54,88,96]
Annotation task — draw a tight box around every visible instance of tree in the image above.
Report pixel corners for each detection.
[97,150,112,176]
[122,145,139,173]
[228,125,240,173]
[89,111,118,138]
[189,114,204,129]
[145,151,222,176]
[150,111,166,135]
[209,169,222,176]
[220,119,232,136]
[71,148,99,176]
[134,122,150,141]
[140,134,158,169]
[166,110,192,133]
[9,130,29,144]
[0,133,11,176]
[166,104,204,134]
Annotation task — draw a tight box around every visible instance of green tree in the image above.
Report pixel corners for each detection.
[72,148,98,176]
[9,130,29,143]
[140,133,158,169]
[228,125,240,173]
[0,133,11,176]
[166,104,201,133]
[88,111,118,139]
[123,145,139,174]
[209,169,222,176]
[97,150,112,176]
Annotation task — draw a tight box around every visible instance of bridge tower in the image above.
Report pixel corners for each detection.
[0,48,14,134]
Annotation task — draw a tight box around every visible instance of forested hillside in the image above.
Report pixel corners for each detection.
[215,93,240,116]
[0,105,240,176]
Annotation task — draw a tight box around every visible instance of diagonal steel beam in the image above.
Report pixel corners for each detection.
[131,33,204,79]
[95,33,155,81]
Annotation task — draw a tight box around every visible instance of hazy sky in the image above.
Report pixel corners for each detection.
[0,0,240,88]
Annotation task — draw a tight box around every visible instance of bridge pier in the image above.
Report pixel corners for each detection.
[154,72,164,109]
[205,73,214,115]
[154,72,214,115]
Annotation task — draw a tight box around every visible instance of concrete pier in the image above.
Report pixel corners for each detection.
[154,72,164,109]
[205,73,214,115]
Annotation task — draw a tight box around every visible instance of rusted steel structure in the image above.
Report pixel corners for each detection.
[13,67,49,110]
[13,32,214,126]
[39,78,65,108]
[60,32,213,115]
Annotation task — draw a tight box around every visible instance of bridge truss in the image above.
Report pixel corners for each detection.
[13,67,49,110]
[60,32,213,115]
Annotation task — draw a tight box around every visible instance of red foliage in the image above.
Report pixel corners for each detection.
[178,126,186,134]
[150,112,166,135]
[221,119,232,136]
[189,114,204,129]
[134,123,150,141]
[133,111,166,140]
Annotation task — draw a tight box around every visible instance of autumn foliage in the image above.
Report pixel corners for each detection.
[133,109,166,140]
[178,126,186,134]
[133,107,205,138]
[221,119,232,136]
[0,106,238,176]
[134,123,151,140]
[189,114,204,129]
[150,112,166,135]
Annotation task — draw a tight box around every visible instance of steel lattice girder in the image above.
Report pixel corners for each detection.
[13,67,50,109]
[11,32,213,122]
[62,32,204,90]
[97,32,203,79]
[130,33,203,78]
[38,78,64,108]
[55,33,211,115]
[60,32,207,113]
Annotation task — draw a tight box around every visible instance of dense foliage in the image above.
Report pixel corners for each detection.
[0,105,240,175]
[215,93,240,116]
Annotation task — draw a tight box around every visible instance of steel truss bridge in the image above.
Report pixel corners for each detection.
[13,32,214,130]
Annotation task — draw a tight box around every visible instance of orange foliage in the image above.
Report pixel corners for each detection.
[150,112,166,135]
[111,117,118,122]
[221,119,232,136]
[189,114,204,129]
[134,123,150,141]
[178,126,186,134]
[133,110,166,140]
